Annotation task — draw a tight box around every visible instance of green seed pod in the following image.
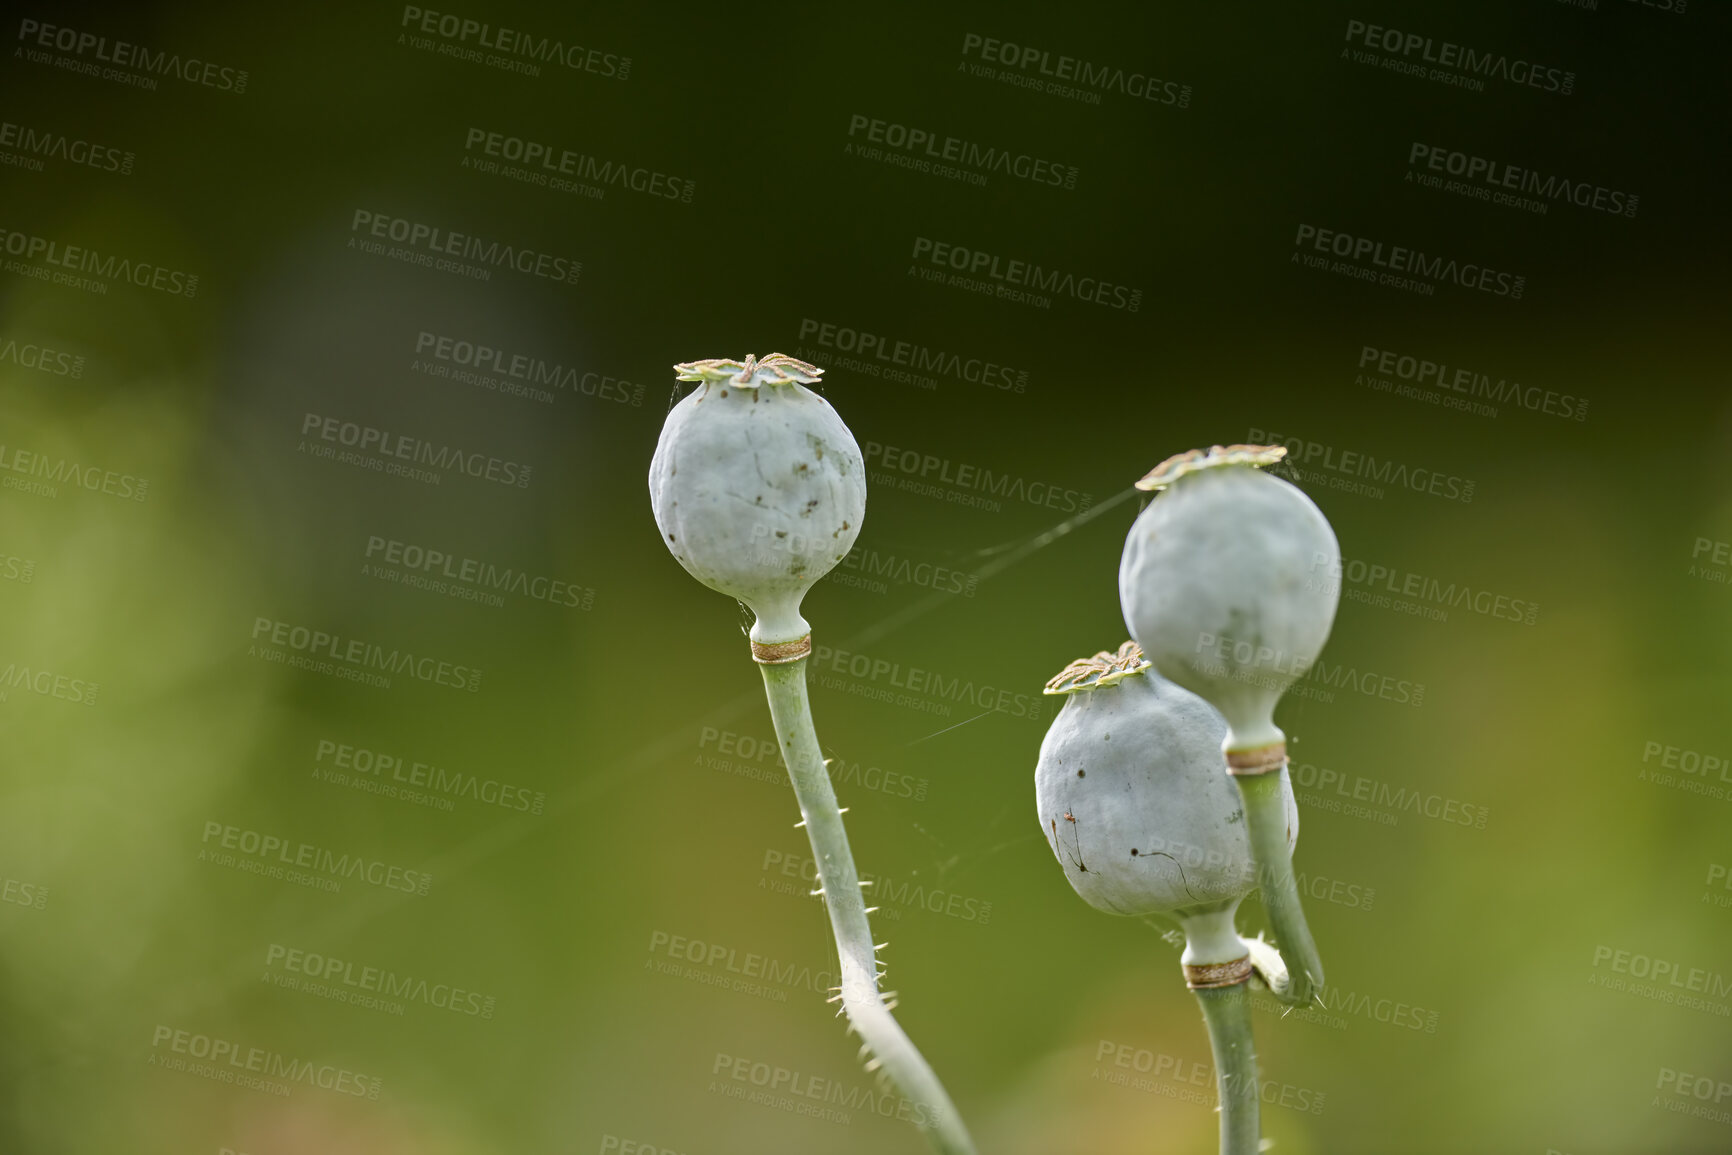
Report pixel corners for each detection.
[1033,642,1297,949]
[649,356,974,1152]
[1118,445,1340,759]
[649,354,865,646]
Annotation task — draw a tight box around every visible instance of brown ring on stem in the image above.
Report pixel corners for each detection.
[751,635,813,664]
[1225,743,1286,776]
[1184,956,1254,989]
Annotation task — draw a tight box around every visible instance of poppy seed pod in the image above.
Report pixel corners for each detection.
[1118,445,1340,762]
[648,353,976,1153]
[1034,643,1298,954]
[649,354,865,648]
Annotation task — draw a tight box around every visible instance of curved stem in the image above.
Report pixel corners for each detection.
[1194,982,1261,1155]
[758,656,977,1155]
[1234,770,1324,1007]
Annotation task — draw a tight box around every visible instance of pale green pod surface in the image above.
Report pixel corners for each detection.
[1119,447,1340,752]
[1034,645,1297,920]
[649,354,865,645]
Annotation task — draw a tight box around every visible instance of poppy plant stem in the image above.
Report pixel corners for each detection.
[758,654,976,1155]
[1193,981,1261,1155]
[1235,768,1324,1007]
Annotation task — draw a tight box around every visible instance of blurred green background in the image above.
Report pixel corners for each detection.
[1,1,1729,1152]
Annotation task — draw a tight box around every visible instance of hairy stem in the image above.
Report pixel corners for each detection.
[1235,770,1324,1007]
[759,657,977,1155]
[1194,982,1261,1155]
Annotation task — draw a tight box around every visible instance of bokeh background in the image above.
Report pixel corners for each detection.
[1,1,1729,1152]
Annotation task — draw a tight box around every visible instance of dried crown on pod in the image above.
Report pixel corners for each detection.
[648,354,866,645]
[1118,444,1341,757]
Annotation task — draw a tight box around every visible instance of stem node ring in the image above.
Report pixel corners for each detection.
[1225,743,1286,776]
[751,635,812,664]
[1184,956,1255,989]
